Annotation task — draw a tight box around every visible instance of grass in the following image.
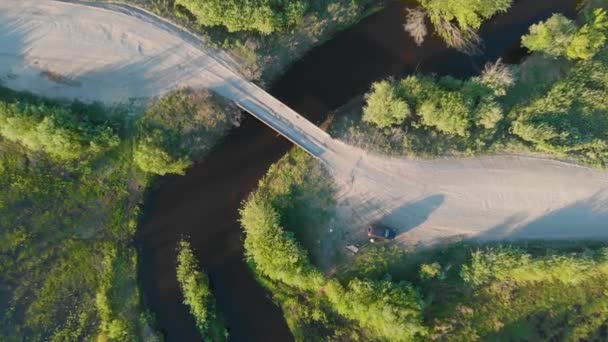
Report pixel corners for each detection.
[0,84,234,340]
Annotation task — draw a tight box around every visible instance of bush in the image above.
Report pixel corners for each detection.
[419,0,512,52]
[176,240,227,341]
[567,8,608,60]
[134,137,192,176]
[511,59,608,165]
[477,59,515,97]
[174,0,307,34]
[0,101,119,161]
[325,279,427,341]
[432,246,608,340]
[134,88,237,175]
[363,80,410,128]
[521,14,577,57]
[240,192,324,291]
[522,10,608,60]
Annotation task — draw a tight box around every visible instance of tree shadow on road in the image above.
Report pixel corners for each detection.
[476,189,608,241]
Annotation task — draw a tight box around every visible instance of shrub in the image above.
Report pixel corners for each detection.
[176,240,227,341]
[420,262,442,280]
[240,192,324,291]
[134,89,237,175]
[419,0,512,52]
[363,80,410,128]
[567,8,608,60]
[325,279,427,341]
[418,93,471,137]
[521,14,577,57]
[134,137,192,176]
[477,59,514,96]
[174,0,307,34]
[0,101,119,160]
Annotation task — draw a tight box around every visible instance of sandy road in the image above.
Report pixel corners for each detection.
[1,0,607,245]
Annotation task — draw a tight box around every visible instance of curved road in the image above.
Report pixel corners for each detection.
[1,0,608,252]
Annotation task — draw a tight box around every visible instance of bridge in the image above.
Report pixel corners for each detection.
[4,0,608,248]
[1,0,345,165]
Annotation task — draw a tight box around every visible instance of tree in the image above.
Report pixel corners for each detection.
[0,101,119,161]
[176,240,227,341]
[521,14,577,57]
[134,137,192,176]
[363,80,410,128]
[175,0,307,34]
[418,93,470,136]
[133,89,237,175]
[325,279,427,341]
[567,8,608,60]
[239,192,324,290]
[419,0,512,52]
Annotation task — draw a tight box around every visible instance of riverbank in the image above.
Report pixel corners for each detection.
[241,146,608,340]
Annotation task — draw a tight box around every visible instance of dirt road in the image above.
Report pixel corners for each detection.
[1,0,607,245]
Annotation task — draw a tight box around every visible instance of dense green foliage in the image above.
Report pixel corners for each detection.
[419,0,511,32]
[334,6,608,166]
[240,150,426,341]
[511,59,608,163]
[176,240,227,341]
[431,246,608,340]
[522,9,608,60]
[175,0,307,34]
[521,14,578,58]
[0,85,233,340]
[325,279,426,341]
[0,100,119,161]
[362,80,410,128]
[240,193,324,290]
[0,89,156,341]
[418,0,512,51]
[134,88,237,175]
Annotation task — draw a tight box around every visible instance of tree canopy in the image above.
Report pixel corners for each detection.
[522,9,608,60]
[176,240,227,341]
[0,101,119,161]
[175,0,307,34]
[419,0,512,31]
[134,89,236,176]
[363,80,410,128]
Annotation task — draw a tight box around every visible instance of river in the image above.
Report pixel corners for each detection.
[136,0,577,341]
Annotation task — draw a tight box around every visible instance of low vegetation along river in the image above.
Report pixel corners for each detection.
[136,0,577,340]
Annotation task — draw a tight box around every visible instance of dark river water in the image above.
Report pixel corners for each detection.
[136,1,576,341]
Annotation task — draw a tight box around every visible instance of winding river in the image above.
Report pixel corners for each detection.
[136,1,577,340]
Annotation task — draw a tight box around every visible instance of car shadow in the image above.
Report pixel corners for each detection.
[380,194,445,235]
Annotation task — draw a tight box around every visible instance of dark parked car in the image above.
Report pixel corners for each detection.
[367,224,396,240]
